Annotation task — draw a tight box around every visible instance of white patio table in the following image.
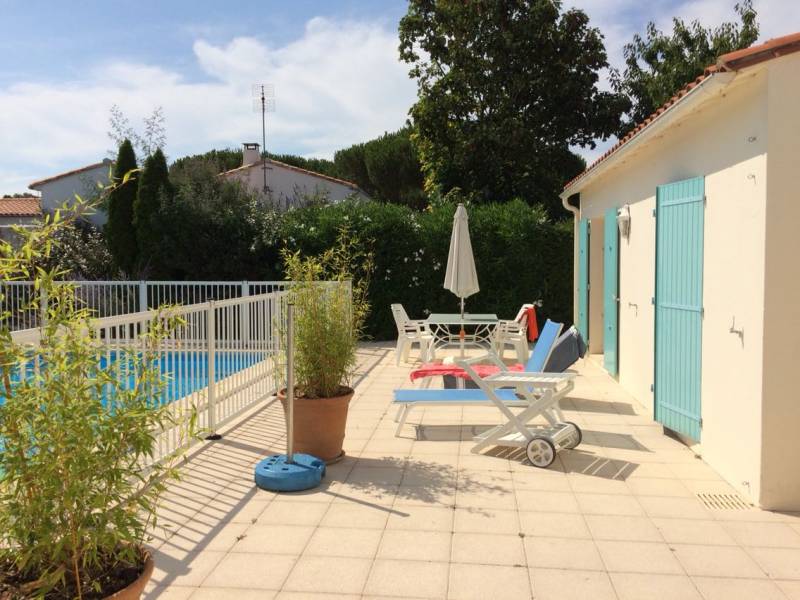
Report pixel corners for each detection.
[425,312,499,358]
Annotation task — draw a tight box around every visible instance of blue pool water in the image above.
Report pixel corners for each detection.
[2,351,266,407]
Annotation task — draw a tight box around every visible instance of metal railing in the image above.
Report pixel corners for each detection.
[1,280,291,331]
[8,288,296,465]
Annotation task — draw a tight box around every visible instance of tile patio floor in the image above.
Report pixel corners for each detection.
[146,343,800,599]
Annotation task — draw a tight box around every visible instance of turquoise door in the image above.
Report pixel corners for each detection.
[603,207,619,375]
[655,177,704,441]
[577,218,589,341]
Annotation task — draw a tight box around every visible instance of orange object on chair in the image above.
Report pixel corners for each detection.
[525,306,539,341]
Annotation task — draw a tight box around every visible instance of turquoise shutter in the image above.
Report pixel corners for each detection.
[603,208,619,375]
[577,218,589,341]
[655,176,704,441]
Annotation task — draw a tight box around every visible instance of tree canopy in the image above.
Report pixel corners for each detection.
[134,148,172,276]
[398,0,626,218]
[104,139,138,274]
[611,1,759,137]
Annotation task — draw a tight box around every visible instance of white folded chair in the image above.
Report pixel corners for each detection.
[391,303,435,366]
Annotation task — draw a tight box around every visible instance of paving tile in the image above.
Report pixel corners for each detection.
[321,502,391,529]
[203,552,295,589]
[447,563,531,600]
[234,524,315,554]
[453,507,520,534]
[692,576,787,600]
[671,544,766,578]
[584,514,662,542]
[595,540,683,574]
[651,517,737,546]
[452,532,526,566]
[530,568,617,600]
[143,585,196,599]
[575,493,644,516]
[723,521,800,548]
[378,529,452,561]
[192,589,278,599]
[258,501,328,526]
[150,549,227,588]
[524,537,605,571]
[748,547,800,579]
[627,477,692,497]
[777,580,800,599]
[386,504,454,531]
[518,511,591,539]
[282,556,372,595]
[304,526,382,558]
[610,572,702,600]
[276,593,359,600]
[514,490,580,513]
[638,495,712,519]
[364,559,449,599]
[568,473,631,495]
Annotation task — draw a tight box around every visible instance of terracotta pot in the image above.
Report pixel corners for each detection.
[104,549,153,600]
[278,387,353,463]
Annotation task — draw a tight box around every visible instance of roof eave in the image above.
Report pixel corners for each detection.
[561,71,736,198]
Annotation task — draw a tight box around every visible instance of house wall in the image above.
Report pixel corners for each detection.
[0,216,39,245]
[575,67,772,506]
[760,54,800,510]
[227,162,363,209]
[32,164,110,227]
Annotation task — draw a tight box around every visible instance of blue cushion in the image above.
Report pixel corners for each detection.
[393,388,521,403]
[524,319,563,371]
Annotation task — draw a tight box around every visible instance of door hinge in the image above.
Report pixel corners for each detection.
[652,208,657,217]
[650,384,654,393]
[651,297,655,305]
[699,417,704,428]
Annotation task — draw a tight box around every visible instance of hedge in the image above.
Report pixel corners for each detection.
[279,199,574,340]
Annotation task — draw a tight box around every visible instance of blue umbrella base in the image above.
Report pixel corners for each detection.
[254,453,325,492]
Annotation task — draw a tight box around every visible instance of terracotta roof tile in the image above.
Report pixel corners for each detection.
[0,196,41,217]
[564,31,800,193]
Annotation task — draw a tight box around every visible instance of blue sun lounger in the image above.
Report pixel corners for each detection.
[392,319,564,437]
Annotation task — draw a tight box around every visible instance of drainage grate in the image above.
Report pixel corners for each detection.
[696,492,752,510]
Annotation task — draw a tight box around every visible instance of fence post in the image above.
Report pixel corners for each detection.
[241,280,250,347]
[40,286,48,328]
[206,301,221,440]
[139,281,147,313]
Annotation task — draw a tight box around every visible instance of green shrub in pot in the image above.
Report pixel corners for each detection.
[0,194,197,599]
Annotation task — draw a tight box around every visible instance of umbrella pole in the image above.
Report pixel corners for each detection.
[459,298,466,358]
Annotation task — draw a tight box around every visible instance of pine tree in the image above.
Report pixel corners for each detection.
[134,148,172,275]
[104,140,139,274]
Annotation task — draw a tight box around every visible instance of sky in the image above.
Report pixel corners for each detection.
[1,0,798,194]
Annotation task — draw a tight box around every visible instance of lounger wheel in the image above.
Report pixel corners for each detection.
[526,437,556,468]
[563,421,582,449]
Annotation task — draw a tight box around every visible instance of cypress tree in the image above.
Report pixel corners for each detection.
[104,140,139,274]
[134,148,172,275]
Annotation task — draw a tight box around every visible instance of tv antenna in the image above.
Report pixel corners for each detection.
[252,84,276,194]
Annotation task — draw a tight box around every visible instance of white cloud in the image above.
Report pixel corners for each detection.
[0,16,417,193]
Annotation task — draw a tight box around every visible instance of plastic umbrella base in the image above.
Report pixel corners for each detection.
[254,453,326,492]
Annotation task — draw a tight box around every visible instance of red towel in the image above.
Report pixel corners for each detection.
[526,306,539,342]
[409,362,524,382]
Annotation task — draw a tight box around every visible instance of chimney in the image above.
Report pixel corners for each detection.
[242,142,261,166]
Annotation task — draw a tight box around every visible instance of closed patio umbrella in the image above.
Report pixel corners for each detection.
[444,203,480,325]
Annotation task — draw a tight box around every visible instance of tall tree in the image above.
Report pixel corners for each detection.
[399,0,627,219]
[104,139,138,274]
[134,148,172,275]
[612,1,758,137]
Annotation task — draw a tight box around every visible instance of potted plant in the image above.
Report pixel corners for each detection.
[0,197,196,599]
[280,227,373,463]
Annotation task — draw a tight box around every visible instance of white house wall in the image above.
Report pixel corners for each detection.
[34,165,110,227]
[228,163,361,208]
[761,54,800,510]
[576,67,770,506]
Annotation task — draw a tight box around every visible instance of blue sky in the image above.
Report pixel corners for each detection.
[1,0,796,193]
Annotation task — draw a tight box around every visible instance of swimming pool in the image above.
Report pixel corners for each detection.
[2,350,268,408]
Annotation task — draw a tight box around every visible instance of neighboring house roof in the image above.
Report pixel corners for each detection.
[0,196,41,217]
[221,157,363,192]
[563,31,800,194]
[29,159,112,189]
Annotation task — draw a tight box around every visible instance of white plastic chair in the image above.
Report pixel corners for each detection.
[391,304,435,366]
[491,303,532,362]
